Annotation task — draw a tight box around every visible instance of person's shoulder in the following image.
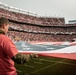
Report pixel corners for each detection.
[0,34,7,38]
[0,34,10,41]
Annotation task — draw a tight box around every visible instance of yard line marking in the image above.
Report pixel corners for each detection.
[27,61,61,75]
[36,58,44,61]
[35,58,76,66]
[17,69,22,72]
[27,59,66,75]
[41,59,76,66]
[24,64,34,68]
[34,61,42,64]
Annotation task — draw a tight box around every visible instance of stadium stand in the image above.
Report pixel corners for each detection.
[0,2,76,42]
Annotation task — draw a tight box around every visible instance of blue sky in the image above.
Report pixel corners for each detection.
[0,0,76,23]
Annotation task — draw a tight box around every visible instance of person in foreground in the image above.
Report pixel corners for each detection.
[0,17,38,75]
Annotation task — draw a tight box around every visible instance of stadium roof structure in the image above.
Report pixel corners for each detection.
[0,2,37,16]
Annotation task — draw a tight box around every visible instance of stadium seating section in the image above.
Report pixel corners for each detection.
[0,4,76,42]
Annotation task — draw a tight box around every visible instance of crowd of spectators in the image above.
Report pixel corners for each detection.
[9,22,76,34]
[0,7,65,26]
[0,4,76,42]
[8,31,76,42]
[7,21,76,42]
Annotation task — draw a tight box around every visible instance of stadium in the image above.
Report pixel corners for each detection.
[0,2,76,75]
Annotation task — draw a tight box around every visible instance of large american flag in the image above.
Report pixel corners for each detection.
[15,41,76,60]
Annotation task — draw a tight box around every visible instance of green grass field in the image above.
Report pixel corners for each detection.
[15,56,76,75]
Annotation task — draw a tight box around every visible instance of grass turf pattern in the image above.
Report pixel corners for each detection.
[15,56,76,75]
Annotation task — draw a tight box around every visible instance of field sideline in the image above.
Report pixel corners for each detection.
[15,56,76,75]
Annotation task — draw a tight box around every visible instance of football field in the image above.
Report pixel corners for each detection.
[15,56,76,75]
[15,41,76,75]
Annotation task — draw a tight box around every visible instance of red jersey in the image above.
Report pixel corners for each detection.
[0,34,18,75]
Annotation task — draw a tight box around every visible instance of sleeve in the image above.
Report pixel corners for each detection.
[2,36,18,58]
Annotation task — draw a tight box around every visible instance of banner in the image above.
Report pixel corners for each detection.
[15,41,76,60]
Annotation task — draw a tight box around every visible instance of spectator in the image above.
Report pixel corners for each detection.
[0,17,38,75]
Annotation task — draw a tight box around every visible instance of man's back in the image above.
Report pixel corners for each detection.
[0,34,18,75]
